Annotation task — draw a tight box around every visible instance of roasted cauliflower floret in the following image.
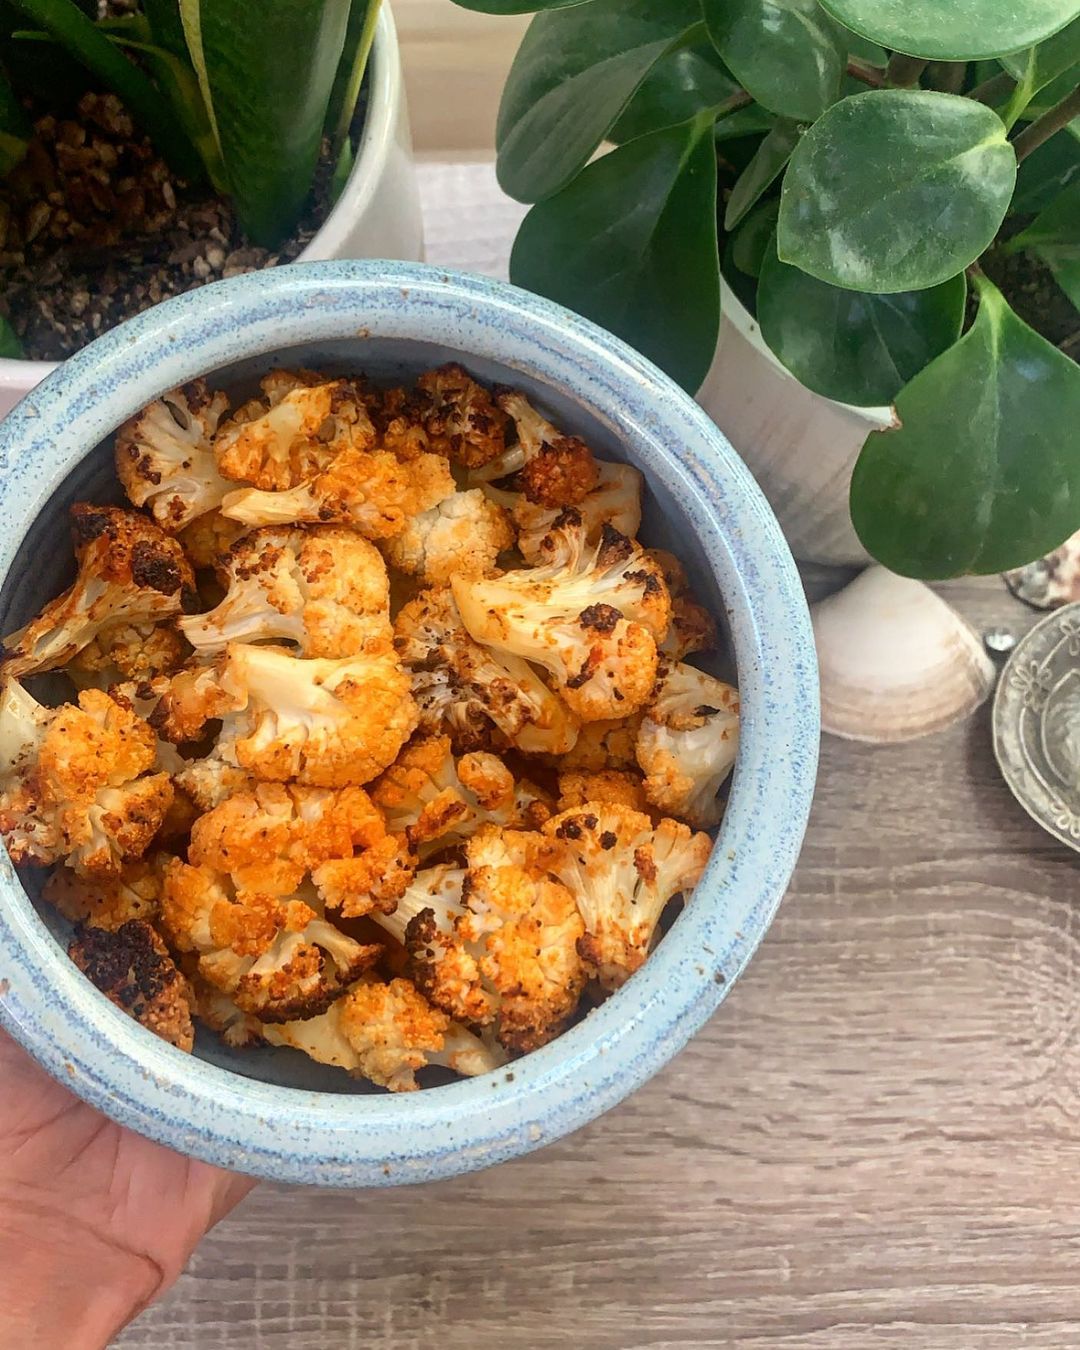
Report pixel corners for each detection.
[648,551,719,660]
[154,643,418,787]
[485,458,643,564]
[67,620,187,689]
[220,443,455,540]
[0,681,174,876]
[371,830,586,1051]
[371,734,546,858]
[1,505,197,679]
[261,974,504,1090]
[177,510,249,570]
[382,490,514,585]
[69,918,194,1051]
[548,715,641,772]
[394,587,578,755]
[544,803,711,989]
[115,379,232,532]
[180,526,392,658]
[174,756,251,812]
[557,768,648,813]
[215,374,373,491]
[43,855,165,930]
[635,661,740,828]
[411,363,512,468]
[160,858,382,1021]
[188,780,412,914]
[471,389,600,508]
[452,515,669,722]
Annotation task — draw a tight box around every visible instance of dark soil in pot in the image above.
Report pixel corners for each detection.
[0,87,367,362]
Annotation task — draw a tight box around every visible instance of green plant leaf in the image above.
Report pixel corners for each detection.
[325,0,379,152]
[609,40,738,143]
[0,315,23,359]
[730,198,779,276]
[818,0,1080,61]
[999,16,1080,95]
[142,0,185,54]
[757,245,966,404]
[510,115,720,391]
[850,274,1080,577]
[1038,247,1080,306]
[1008,179,1080,254]
[844,31,888,67]
[495,0,700,202]
[0,65,29,173]
[180,0,352,246]
[713,103,776,140]
[451,0,588,11]
[1012,123,1080,210]
[723,118,799,228]
[703,0,844,122]
[778,90,1016,292]
[8,0,202,179]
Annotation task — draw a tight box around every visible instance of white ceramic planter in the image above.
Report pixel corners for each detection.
[0,3,422,421]
[697,278,895,567]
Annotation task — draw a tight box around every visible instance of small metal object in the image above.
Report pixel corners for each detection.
[983,627,1017,656]
[993,603,1080,853]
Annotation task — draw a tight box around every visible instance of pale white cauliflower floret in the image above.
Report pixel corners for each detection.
[383,489,513,584]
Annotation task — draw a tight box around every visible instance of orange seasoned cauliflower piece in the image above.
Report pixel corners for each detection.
[556,767,648,813]
[471,389,599,507]
[43,855,166,930]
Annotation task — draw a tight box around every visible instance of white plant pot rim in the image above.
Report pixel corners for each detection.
[719,275,895,429]
[0,3,403,386]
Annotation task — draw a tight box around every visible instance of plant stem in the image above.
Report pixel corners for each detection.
[886,53,929,88]
[969,70,1014,105]
[846,59,886,89]
[1013,84,1080,161]
[712,91,753,120]
[928,61,966,94]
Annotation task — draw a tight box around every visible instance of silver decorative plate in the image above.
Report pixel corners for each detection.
[993,603,1080,852]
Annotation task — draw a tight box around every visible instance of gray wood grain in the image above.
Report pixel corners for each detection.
[117,574,1080,1349]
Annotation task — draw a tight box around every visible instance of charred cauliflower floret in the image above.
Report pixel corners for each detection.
[220,445,455,540]
[557,768,648,813]
[1,505,197,679]
[371,733,547,858]
[382,489,514,585]
[485,458,643,564]
[370,828,586,1051]
[69,918,194,1051]
[648,551,719,660]
[452,515,670,722]
[215,374,372,491]
[411,363,511,467]
[180,526,392,658]
[635,661,740,828]
[544,803,711,989]
[188,780,412,915]
[0,681,174,876]
[394,586,578,755]
[115,379,232,532]
[160,858,382,1021]
[260,974,504,1090]
[154,643,418,786]
[67,620,187,689]
[472,390,599,508]
[43,855,166,930]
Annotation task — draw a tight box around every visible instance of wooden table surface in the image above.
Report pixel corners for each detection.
[115,573,1080,1348]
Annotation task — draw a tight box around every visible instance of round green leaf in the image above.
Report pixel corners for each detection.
[778,90,1016,293]
[610,41,738,143]
[850,275,1080,578]
[999,17,1080,97]
[757,246,966,404]
[730,198,780,277]
[452,0,588,10]
[818,0,1080,61]
[496,0,701,203]
[703,0,844,122]
[723,119,800,229]
[510,117,721,392]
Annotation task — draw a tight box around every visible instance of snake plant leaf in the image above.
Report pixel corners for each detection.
[1012,125,1080,211]
[723,118,800,229]
[0,66,29,174]
[850,274,1080,578]
[8,0,202,179]
[778,91,1016,292]
[495,0,701,202]
[0,316,23,359]
[757,246,966,405]
[325,0,379,152]
[179,0,351,247]
[142,0,185,54]
[610,40,738,143]
[818,0,1080,61]
[510,115,720,392]
[703,0,844,123]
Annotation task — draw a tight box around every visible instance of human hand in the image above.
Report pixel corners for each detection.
[0,1025,254,1349]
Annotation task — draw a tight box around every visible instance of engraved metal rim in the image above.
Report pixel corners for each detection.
[992,602,1080,854]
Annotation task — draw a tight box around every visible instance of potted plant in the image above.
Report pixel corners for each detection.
[453,0,1080,582]
[0,0,421,419]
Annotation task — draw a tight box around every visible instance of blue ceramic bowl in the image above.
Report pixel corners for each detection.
[0,262,818,1186]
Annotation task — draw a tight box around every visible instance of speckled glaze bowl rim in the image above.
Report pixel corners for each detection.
[0,261,819,1187]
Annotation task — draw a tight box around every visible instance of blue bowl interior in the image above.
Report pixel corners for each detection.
[0,335,735,1097]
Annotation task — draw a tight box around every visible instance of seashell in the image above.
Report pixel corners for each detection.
[812,566,996,743]
[1003,527,1080,610]
[1041,668,1080,792]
